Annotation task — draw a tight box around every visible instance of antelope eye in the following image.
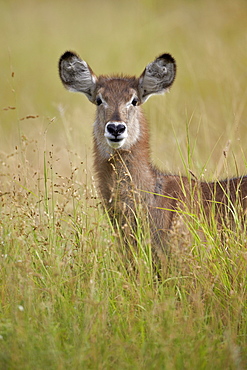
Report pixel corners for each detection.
[131,97,138,106]
[96,96,103,106]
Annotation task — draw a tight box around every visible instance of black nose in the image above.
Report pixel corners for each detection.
[107,123,126,137]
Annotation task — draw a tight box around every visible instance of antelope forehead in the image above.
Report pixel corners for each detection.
[98,85,138,104]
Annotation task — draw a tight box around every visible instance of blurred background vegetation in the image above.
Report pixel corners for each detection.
[1,0,247,183]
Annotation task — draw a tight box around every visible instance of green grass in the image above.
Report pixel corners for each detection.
[1,0,247,368]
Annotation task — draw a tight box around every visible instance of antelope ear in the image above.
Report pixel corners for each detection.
[138,53,176,103]
[59,51,97,102]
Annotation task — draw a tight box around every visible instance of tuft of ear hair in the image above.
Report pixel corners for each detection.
[59,51,97,101]
[139,53,176,102]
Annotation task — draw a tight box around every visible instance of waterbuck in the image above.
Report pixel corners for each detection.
[59,51,247,259]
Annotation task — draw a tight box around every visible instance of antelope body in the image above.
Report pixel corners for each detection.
[59,51,247,257]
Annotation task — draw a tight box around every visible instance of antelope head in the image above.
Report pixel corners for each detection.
[59,52,176,156]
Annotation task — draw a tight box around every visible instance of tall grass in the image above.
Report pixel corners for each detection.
[1,0,247,368]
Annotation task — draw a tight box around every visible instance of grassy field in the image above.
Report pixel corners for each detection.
[1,0,247,368]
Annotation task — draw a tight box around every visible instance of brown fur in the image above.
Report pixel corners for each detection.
[59,51,247,258]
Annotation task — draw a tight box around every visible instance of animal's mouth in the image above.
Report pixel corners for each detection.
[106,137,126,149]
[111,138,123,142]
